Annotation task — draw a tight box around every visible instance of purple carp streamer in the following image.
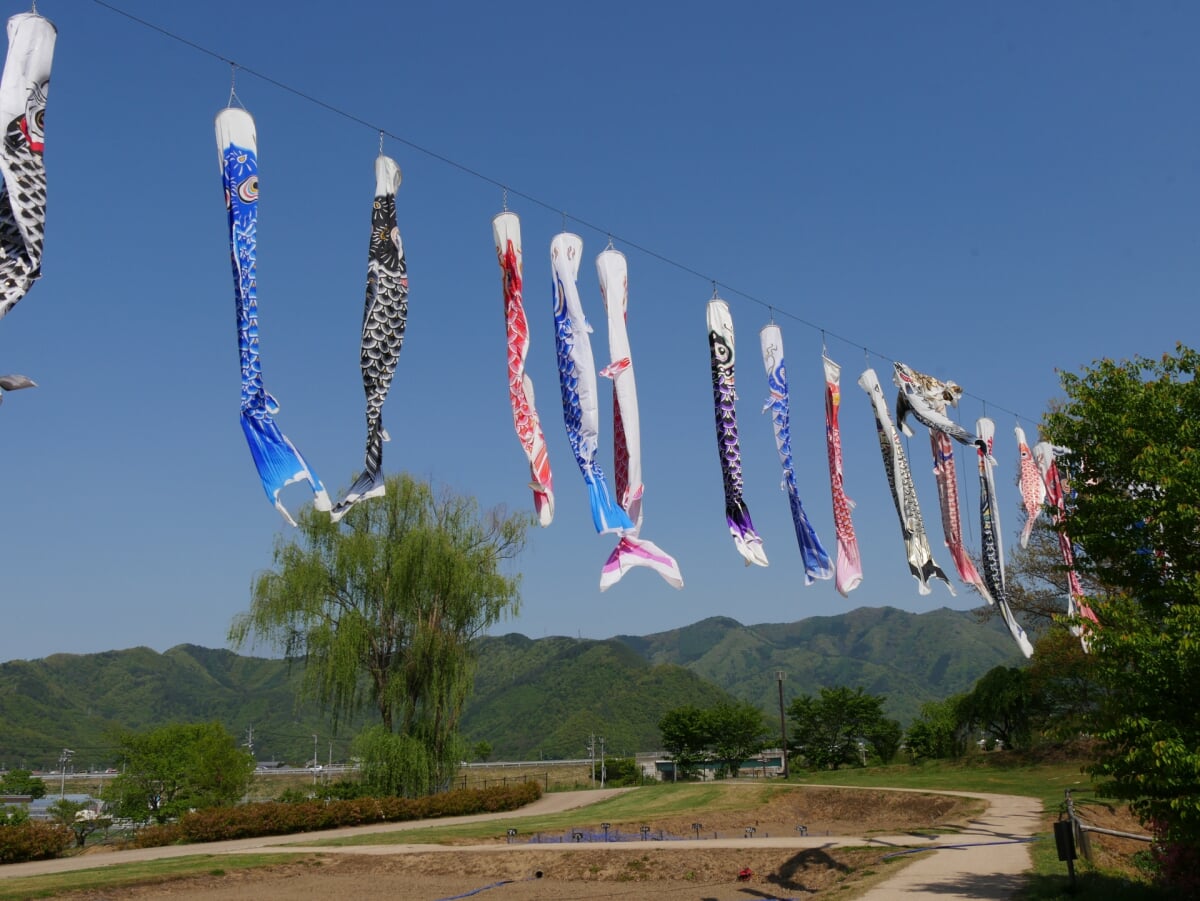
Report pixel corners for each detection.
[859,368,953,596]
[760,325,832,584]
[0,12,54,401]
[550,232,630,535]
[975,418,1034,657]
[1034,441,1098,644]
[823,355,863,596]
[493,211,553,526]
[216,108,329,525]
[331,155,408,521]
[893,361,974,445]
[596,249,681,590]
[708,298,767,567]
[1014,426,1045,549]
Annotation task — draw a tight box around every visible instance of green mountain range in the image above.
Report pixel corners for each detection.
[0,606,1020,768]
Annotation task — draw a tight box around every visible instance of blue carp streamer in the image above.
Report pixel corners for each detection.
[760,325,832,584]
[217,108,329,525]
[551,232,631,534]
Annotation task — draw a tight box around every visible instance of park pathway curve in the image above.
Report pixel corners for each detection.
[853,789,1041,900]
[0,786,1043,898]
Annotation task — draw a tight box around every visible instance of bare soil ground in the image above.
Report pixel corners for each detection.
[51,786,980,900]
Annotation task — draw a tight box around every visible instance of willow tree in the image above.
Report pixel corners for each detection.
[229,474,528,789]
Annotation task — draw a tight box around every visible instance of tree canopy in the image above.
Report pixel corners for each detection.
[229,473,529,794]
[788,686,896,770]
[104,722,254,824]
[1042,344,1200,886]
[0,769,46,800]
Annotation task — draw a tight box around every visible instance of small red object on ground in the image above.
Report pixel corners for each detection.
[737,867,753,882]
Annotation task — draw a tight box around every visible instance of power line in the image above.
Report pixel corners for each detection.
[88,0,1036,425]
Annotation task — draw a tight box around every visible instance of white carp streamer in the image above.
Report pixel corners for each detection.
[596,249,682,591]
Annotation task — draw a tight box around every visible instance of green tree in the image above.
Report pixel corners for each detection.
[865,717,904,764]
[704,701,768,778]
[472,741,493,763]
[229,474,528,796]
[658,705,710,779]
[47,799,110,848]
[0,769,46,800]
[788,686,888,770]
[0,806,29,825]
[1042,345,1200,889]
[1026,629,1098,741]
[904,697,968,761]
[957,666,1033,750]
[601,756,640,787]
[104,722,255,824]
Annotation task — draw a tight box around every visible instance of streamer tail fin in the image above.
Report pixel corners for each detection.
[600,535,684,591]
[240,412,330,526]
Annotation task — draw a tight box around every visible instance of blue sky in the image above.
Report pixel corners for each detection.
[0,0,1193,663]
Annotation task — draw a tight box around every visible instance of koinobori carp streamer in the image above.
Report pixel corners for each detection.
[0,12,55,402]
[707,298,767,567]
[216,107,330,525]
[596,248,681,591]
[550,232,630,535]
[891,362,986,593]
[760,324,831,585]
[1014,425,1045,549]
[975,418,1034,657]
[823,355,863,596]
[332,154,409,521]
[1034,440,1099,647]
[493,211,553,526]
[859,367,953,596]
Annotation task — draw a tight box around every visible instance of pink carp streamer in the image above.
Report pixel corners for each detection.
[974,418,1034,657]
[930,430,986,592]
[859,368,953,596]
[1015,426,1045,549]
[493,212,553,526]
[822,355,862,596]
[1034,441,1099,647]
[596,249,682,591]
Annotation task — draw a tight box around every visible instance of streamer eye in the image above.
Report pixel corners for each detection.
[238,176,259,203]
[709,331,733,367]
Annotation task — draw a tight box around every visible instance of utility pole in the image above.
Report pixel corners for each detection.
[59,749,74,799]
[312,734,319,784]
[244,724,254,757]
[776,670,789,779]
[599,737,607,789]
[587,734,596,788]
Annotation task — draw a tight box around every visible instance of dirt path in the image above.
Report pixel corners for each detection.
[0,786,1042,899]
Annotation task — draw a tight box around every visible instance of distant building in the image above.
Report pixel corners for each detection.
[27,794,103,820]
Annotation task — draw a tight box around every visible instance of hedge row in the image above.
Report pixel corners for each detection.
[0,822,72,863]
[136,781,542,847]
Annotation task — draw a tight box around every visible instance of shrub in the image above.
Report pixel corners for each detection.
[0,821,71,863]
[130,823,184,848]
[174,780,541,844]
